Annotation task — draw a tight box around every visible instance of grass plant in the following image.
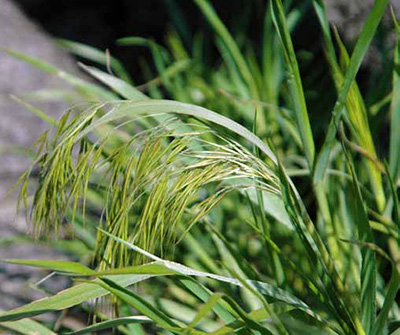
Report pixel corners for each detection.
[1,0,400,334]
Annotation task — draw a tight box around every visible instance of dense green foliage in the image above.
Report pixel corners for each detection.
[1,0,400,334]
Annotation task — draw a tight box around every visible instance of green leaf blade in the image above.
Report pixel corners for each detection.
[313,0,389,184]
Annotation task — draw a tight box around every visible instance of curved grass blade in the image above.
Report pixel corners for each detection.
[117,37,168,54]
[3,247,317,323]
[0,274,151,322]
[78,67,201,137]
[78,63,148,101]
[98,229,324,322]
[313,0,389,184]
[63,316,152,335]
[0,317,55,335]
[78,100,277,164]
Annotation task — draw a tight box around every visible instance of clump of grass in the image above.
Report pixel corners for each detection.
[1,0,400,334]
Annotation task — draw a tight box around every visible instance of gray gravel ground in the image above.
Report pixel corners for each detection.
[0,0,80,311]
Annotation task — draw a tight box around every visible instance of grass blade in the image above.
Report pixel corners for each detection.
[96,277,179,329]
[79,100,278,163]
[177,277,237,325]
[63,316,152,335]
[347,152,377,334]
[3,259,94,276]
[99,230,322,321]
[390,11,400,183]
[330,28,385,211]
[270,0,315,168]
[0,275,151,322]
[193,0,259,98]
[10,95,57,126]
[313,0,389,184]
[78,63,148,101]
[0,317,55,335]
[57,39,132,83]
[372,266,400,335]
[1,48,118,101]
[277,160,358,334]
[5,232,317,321]
[312,0,337,63]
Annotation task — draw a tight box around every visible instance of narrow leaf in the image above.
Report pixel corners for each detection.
[57,39,132,83]
[390,12,400,183]
[0,275,151,322]
[347,154,377,333]
[313,0,389,183]
[270,0,315,168]
[63,316,152,335]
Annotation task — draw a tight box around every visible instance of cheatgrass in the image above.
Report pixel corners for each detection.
[1,0,400,335]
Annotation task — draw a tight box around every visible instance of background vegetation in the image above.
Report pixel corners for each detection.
[1,0,400,334]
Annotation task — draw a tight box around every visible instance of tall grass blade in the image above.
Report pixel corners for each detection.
[372,266,400,335]
[193,0,259,98]
[312,0,336,63]
[270,0,315,169]
[347,152,377,334]
[313,0,389,184]
[390,11,400,184]
[331,28,385,211]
